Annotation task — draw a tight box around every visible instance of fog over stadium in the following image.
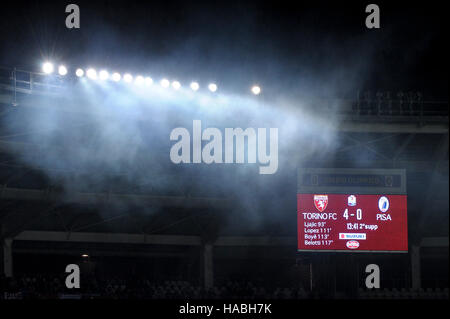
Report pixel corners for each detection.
[0,1,389,228]
[0,0,447,305]
[0,0,447,235]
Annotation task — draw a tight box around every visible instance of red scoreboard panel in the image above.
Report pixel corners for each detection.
[297,194,408,252]
[297,168,408,253]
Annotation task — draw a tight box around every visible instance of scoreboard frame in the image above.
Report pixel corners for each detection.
[297,168,408,253]
[298,168,407,195]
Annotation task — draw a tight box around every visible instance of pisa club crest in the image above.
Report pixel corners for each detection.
[314,195,328,212]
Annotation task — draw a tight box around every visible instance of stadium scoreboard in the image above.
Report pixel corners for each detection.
[297,168,408,252]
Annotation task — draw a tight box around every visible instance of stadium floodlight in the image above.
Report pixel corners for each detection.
[75,68,84,77]
[190,82,200,91]
[123,73,133,83]
[99,70,109,80]
[145,77,153,86]
[111,72,121,82]
[58,65,68,76]
[160,78,170,88]
[42,62,54,74]
[251,85,261,95]
[172,81,181,90]
[208,83,217,92]
[86,68,97,79]
[135,75,145,85]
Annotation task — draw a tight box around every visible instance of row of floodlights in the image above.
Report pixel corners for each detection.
[42,62,262,95]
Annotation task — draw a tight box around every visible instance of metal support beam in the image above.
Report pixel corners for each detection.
[411,245,421,290]
[2,238,13,278]
[338,122,448,134]
[14,231,299,248]
[0,186,230,208]
[203,243,214,289]
[15,230,202,246]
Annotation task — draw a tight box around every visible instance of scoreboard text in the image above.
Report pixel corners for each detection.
[297,194,408,252]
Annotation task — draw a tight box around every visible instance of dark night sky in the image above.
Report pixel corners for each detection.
[0,0,448,99]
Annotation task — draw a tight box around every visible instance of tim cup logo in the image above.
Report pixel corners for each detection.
[314,195,328,212]
[348,195,356,206]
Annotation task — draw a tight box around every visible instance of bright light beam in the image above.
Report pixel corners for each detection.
[112,72,121,82]
[135,75,145,85]
[161,78,170,88]
[190,82,200,91]
[172,81,181,90]
[208,83,217,92]
[42,62,54,74]
[58,65,68,76]
[75,68,84,77]
[145,77,153,86]
[251,85,261,95]
[123,73,133,83]
[99,70,109,81]
[86,68,97,80]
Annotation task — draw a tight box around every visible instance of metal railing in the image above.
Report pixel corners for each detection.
[0,66,66,96]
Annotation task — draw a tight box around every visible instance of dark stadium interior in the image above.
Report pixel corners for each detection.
[0,0,448,301]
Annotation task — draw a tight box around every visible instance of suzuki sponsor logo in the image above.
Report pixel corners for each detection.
[339,233,366,240]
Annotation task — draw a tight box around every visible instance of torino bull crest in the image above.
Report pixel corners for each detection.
[314,195,328,212]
